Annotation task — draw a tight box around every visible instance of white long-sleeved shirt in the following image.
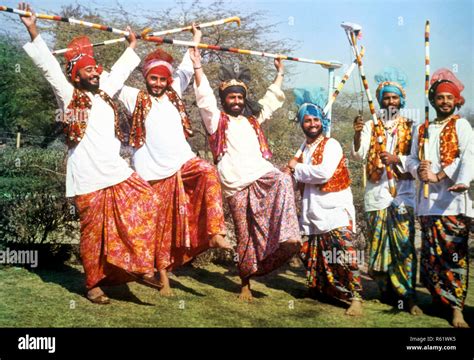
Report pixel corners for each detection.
[453,132,473,186]
[118,50,195,181]
[24,35,140,197]
[406,117,473,217]
[294,137,356,234]
[351,119,416,211]
[194,74,285,198]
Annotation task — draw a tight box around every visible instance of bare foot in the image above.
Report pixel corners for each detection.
[209,234,233,250]
[452,308,469,328]
[239,278,253,302]
[159,284,174,297]
[407,298,423,316]
[345,299,363,316]
[158,269,174,297]
[86,287,110,305]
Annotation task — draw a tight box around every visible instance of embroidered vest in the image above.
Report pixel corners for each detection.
[418,115,460,168]
[208,112,272,164]
[297,137,351,193]
[128,89,193,149]
[63,88,123,148]
[366,117,414,183]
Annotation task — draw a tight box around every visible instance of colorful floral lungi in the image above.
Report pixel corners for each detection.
[419,215,470,310]
[227,169,301,279]
[300,226,362,300]
[75,172,158,290]
[366,204,417,298]
[152,157,226,270]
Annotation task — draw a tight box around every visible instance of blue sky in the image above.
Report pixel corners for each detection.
[1,0,472,120]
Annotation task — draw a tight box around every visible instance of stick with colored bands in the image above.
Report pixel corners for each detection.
[345,29,397,197]
[52,16,241,55]
[293,46,365,158]
[423,20,430,198]
[0,6,131,35]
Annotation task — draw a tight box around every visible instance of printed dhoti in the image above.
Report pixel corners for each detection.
[300,226,362,300]
[419,215,470,310]
[227,169,301,279]
[366,204,417,298]
[151,157,226,270]
[75,172,158,290]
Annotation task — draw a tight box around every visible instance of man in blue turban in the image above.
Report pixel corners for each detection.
[352,67,421,315]
[286,88,363,316]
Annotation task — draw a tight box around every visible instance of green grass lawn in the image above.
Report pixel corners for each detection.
[1,260,473,327]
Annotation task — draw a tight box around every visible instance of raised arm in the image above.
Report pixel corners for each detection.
[190,47,220,135]
[172,23,202,96]
[20,2,73,110]
[100,26,141,97]
[257,59,286,124]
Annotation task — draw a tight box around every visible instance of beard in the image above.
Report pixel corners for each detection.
[223,102,244,117]
[78,76,100,92]
[146,83,167,98]
[436,105,456,117]
[303,127,322,139]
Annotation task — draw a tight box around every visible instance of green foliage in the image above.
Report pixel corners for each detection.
[0,36,58,145]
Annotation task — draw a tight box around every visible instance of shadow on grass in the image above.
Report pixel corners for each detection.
[175,265,268,299]
[28,265,176,305]
[252,267,308,299]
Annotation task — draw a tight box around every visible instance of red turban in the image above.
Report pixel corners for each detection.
[429,68,465,107]
[142,48,174,85]
[64,36,102,81]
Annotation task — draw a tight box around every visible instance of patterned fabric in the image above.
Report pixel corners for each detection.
[366,117,413,183]
[300,225,362,300]
[366,204,417,298]
[227,169,301,278]
[74,172,158,290]
[129,89,193,149]
[419,215,470,310]
[418,115,460,168]
[64,88,123,148]
[297,137,351,192]
[208,111,272,164]
[151,157,226,270]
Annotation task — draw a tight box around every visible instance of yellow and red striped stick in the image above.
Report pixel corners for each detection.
[149,16,240,37]
[422,20,430,198]
[0,5,131,35]
[343,23,397,197]
[52,16,241,55]
[141,34,342,66]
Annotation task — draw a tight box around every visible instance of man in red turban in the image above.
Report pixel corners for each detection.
[118,25,231,297]
[407,68,473,327]
[19,2,161,304]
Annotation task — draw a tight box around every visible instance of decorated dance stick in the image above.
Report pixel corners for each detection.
[148,16,240,36]
[341,21,397,197]
[292,47,365,158]
[0,6,131,36]
[52,16,241,55]
[422,20,430,198]
[141,34,343,67]
[324,46,365,137]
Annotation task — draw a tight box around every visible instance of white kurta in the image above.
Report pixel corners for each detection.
[351,119,416,211]
[453,132,474,186]
[194,74,284,198]
[23,35,140,197]
[294,137,356,234]
[118,50,195,181]
[406,116,473,217]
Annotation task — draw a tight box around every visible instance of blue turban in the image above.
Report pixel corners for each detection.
[374,67,408,108]
[293,87,330,134]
